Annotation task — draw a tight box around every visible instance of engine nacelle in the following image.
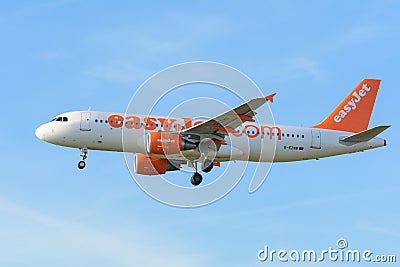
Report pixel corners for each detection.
[146,132,197,155]
[134,154,180,175]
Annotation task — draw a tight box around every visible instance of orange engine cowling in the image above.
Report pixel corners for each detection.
[134,154,168,175]
[146,132,197,155]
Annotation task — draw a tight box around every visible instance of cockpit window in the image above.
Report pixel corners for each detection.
[50,116,68,122]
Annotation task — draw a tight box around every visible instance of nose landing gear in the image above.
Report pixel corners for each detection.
[78,148,88,169]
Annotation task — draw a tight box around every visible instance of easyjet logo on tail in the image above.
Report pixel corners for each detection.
[312,78,381,133]
[334,83,371,123]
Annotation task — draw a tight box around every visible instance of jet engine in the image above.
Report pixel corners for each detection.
[146,132,197,155]
[134,153,180,175]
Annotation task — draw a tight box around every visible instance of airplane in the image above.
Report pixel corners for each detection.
[35,78,389,186]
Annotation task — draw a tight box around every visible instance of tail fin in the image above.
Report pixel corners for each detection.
[312,78,381,133]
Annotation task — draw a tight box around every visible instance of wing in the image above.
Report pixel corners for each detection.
[182,93,276,139]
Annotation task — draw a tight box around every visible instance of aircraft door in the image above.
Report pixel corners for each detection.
[311,129,321,149]
[80,112,91,131]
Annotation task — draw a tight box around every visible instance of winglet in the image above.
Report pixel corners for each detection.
[265,93,276,103]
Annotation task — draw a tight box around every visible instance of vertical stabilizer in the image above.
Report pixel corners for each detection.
[312,78,381,133]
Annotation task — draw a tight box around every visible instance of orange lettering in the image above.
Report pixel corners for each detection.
[183,118,193,129]
[261,126,282,140]
[144,117,157,130]
[193,120,203,126]
[244,125,259,138]
[108,114,124,128]
[125,115,141,129]
[158,118,177,131]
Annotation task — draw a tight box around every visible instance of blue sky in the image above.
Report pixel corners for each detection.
[0,1,399,266]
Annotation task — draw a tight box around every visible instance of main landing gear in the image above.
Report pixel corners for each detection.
[78,148,88,169]
[201,159,213,173]
[189,159,214,186]
[190,172,203,186]
[188,160,202,186]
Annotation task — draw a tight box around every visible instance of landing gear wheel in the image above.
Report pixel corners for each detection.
[190,172,203,186]
[78,160,86,169]
[78,148,88,169]
[201,159,213,173]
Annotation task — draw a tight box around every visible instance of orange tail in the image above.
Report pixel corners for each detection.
[312,78,381,133]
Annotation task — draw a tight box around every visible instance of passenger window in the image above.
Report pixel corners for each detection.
[302,135,304,138]
[95,119,98,123]
[100,120,103,123]
[297,134,299,138]
[105,120,108,123]
[292,134,294,137]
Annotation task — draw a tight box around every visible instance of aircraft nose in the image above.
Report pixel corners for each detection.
[35,125,46,140]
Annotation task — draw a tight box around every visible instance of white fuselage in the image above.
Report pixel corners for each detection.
[35,111,386,162]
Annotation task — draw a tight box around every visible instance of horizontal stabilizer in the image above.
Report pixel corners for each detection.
[341,125,390,142]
